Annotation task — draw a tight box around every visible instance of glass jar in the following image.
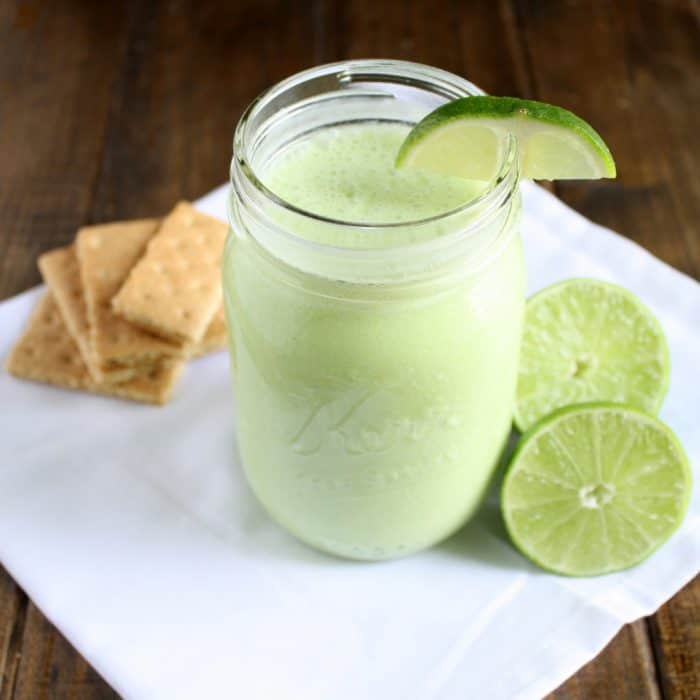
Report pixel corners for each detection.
[224,60,524,560]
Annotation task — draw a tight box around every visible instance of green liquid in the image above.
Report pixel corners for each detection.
[263,123,484,225]
[225,122,525,559]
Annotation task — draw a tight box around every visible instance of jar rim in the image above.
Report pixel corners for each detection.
[229,60,520,287]
[231,59,519,240]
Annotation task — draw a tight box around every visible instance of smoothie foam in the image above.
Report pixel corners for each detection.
[263,123,485,226]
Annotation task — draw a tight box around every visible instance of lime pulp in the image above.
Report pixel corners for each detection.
[502,403,692,576]
[514,278,670,433]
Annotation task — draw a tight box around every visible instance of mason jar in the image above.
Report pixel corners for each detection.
[224,60,525,560]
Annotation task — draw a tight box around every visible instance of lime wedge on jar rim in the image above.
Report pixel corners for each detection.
[502,403,692,576]
[514,278,670,433]
[395,96,616,180]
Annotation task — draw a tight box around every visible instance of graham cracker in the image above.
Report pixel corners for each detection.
[37,245,137,384]
[190,305,227,358]
[112,202,228,345]
[76,219,186,370]
[5,293,184,405]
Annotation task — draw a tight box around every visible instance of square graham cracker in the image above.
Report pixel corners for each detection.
[38,245,138,383]
[191,305,227,358]
[76,219,186,370]
[112,202,228,345]
[5,293,184,405]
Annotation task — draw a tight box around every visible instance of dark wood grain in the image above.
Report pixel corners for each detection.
[12,605,118,700]
[0,0,135,300]
[0,1,697,698]
[514,0,700,278]
[550,623,661,700]
[0,569,25,700]
[649,578,700,700]
[89,0,317,221]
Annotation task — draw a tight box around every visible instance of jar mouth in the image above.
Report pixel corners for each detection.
[231,59,519,249]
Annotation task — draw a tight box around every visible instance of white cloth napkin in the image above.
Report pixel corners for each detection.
[0,182,698,700]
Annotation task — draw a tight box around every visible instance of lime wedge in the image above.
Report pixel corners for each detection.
[395,96,616,181]
[515,279,670,433]
[502,403,692,576]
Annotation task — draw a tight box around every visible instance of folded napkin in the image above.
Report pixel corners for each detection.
[0,182,697,700]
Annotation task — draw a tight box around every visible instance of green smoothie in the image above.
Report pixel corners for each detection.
[263,124,484,227]
[224,122,525,559]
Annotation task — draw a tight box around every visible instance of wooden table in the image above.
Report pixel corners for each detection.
[0,1,697,697]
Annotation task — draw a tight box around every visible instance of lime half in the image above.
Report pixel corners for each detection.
[502,403,692,576]
[396,96,616,181]
[515,279,670,433]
